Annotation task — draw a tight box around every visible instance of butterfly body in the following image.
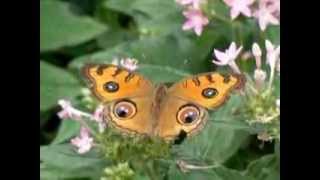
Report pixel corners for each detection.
[82,64,245,141]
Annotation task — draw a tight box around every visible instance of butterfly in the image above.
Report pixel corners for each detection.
[82,64,245,142]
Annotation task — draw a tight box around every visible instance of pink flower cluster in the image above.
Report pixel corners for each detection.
[176,0,209,36]
[70,127,94,154]
[211,40,280,83]
[251,40,280,90]
[223,0,280,31]
[57,100,107,154]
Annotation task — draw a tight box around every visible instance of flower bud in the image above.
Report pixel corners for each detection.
[254,69,267,89]
[252,43,262,57]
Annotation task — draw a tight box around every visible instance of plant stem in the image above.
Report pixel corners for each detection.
[146,161,158,180]
[267,66,275,93]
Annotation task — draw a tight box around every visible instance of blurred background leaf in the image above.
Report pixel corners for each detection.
[40,144,108,180]
[244,154,279,180]
[69,29,222,74]
[167,165,253,180]
[40,0,107,52]
[40,61,81,113]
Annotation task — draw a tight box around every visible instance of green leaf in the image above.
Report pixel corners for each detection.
[69,29,221,74]
[96,27,138,49]
[211,119,256,132]
[40,61,82,112]
[244,154,280,180]
[167,165,253,180]
[174,95,250,164]
[104,0,182,36]
[138,64,190,83]
[265,26,280,45]
[40,144,108,180]
[40,0,107,52]
[51,120,81,145]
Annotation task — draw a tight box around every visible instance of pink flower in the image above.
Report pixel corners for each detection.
[71,127,94,154]
[254,69,267,89]
[212,42,242,74]
[260,0,280,14]
[176,0,202,9]
[223,0,255,20]
[182,8,209,36]
[252,42,262,69]
[254,0,280,31]
[57,99,92,120]
[92,104,106,133]
[265,40,280,71]
[120,58,139,71]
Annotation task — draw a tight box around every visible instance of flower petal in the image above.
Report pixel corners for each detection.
[212,59,227,66]
[231,8,241,19]
[214,49,229,64]
[194,25,203,36]
[265,39,274,52]
[235,46,243,57]
[252,43,262,57]
[241,6,252,17]
[182,20,194,30]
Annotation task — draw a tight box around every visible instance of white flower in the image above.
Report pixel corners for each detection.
[212,42,242,74]
[265,40,280,71]
[57,99,92,120]
[252,42,262,57]
[182,8,209,36]
[254,68,267,88]
[253,0,280,31]
[120,58,139,71]
[252,42,262,69]
[92,104,106,133]
[70,127,94,154]
[223,0,255,20]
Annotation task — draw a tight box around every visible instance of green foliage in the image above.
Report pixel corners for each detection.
[173,96,251,164]
[40,61,82,112]
[167,165,254,180]
[40,144,109,180]
[101,162,135,180]
[51,120,81,145]
[244,154,280,180]
[40,0,280,179]
[97,129,171,163]
[40,0,107,51]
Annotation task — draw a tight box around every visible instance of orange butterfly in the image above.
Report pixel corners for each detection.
[82,64,245,142]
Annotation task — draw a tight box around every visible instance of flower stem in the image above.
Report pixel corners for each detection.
[77,117,98,137]
[267,65,275,93]
[177,160,221,172]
